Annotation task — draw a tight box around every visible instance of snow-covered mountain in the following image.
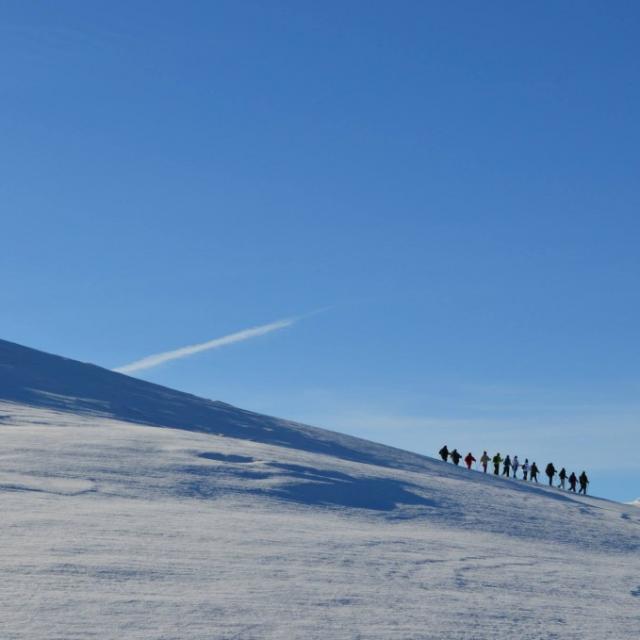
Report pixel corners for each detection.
[0,337,429,471]
[1,338,638,639]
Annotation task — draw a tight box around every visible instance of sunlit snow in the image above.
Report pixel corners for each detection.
[0,339,639,639]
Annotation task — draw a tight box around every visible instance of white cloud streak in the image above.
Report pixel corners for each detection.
[114,317,297,375]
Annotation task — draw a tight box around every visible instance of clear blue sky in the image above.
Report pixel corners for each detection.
[2,1,638,501]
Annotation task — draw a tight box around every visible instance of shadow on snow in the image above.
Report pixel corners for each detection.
[265,463,438,511]
[181,460,438,512]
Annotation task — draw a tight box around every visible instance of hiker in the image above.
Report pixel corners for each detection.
[545,462,556,487]
[579,471,589,495]
[439,445,449,462]
[450,449,462,466]
[530,462,539,483]
[464,452,476,470]
[522,459,530,481]
[569,472,578,492]
[512,455,520,479]
[502,455,512,478]
[480,451,490,473]
[558,467,567,490]
[492,452,503,475]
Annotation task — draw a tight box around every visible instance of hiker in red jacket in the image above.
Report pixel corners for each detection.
[464,452,476,470]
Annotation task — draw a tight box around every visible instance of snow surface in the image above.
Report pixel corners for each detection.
[1,338,639,639]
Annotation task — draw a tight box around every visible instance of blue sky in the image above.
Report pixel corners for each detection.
[1,1,638,501]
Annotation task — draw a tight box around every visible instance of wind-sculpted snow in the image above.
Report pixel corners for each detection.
[1,338,639,638]
[1,404,640,639]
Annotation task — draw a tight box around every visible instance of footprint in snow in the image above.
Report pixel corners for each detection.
[631,586,640,597]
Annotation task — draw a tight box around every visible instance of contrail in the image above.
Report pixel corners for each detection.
[114,317,297,375]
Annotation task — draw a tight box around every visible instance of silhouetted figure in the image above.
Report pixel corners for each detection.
[522,459,529,481]
[569,472,577,492]
[530,462,539,483]
[558,467,567,490]
[480,451,490,473]
[450,449,462,466]
[492,453,502,475]
[545,462,556,487]
[502,455,512,478]
[579,471,589,495]
[464,452,476,470]
[512,455,520,479]
[439,445,449,462]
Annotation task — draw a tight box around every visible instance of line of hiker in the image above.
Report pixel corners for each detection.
[438,446,590,495]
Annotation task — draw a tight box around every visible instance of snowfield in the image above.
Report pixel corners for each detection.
[0,339,639,639]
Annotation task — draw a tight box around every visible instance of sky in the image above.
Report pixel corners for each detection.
[1,1,638,501]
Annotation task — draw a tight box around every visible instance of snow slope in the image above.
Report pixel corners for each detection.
[0,339,639,639]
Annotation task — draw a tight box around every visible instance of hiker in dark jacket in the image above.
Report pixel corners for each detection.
[450,449,462,466]
[502,455,512,478]
[569,472,578,492]
[492,453,503,475]
[439,445,449,462]
[558,467,567,489]
[464,452,476,470]
[578,471,589,495]
[545,462,556,486]
[530,462,540,483]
